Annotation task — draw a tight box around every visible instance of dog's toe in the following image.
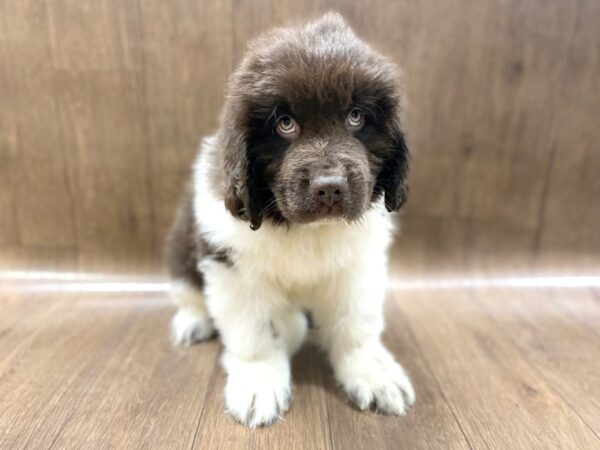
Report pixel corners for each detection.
[171,309,214,346]
[337,347,415,416]
[223,354,291,427]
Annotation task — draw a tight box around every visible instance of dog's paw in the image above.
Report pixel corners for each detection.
[336,346,415,415]
[171,309,214,346]
[223,353,291,427]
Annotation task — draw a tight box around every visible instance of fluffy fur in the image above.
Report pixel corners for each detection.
[167,13,414,427]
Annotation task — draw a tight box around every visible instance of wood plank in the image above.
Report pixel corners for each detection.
[0,293,137,449]
[470,287,600,440]
[0,247,78,272]
[537,0,600,256]
[0,290,69,368]
[546,288,600,340]
[326,299,471,450]
[0,0,77,249]
[0,57,19,245]
[138,0,235,247]
[46,0,157,270]
[394,288,600,449]
[1,281,600,448]
[46,297,219,450]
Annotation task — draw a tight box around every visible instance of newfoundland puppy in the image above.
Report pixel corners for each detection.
[166,13,414,427]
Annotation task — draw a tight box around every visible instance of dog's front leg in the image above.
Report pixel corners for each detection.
[314,264,415,415]
[202,262,300,427]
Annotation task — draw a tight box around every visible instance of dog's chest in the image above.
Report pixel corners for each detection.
[229,215,392,287]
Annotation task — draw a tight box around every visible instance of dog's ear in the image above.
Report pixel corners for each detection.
[379,120,410,212]
[221,125,264,230]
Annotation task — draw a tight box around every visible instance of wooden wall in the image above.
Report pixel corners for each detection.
[1,0,598,272]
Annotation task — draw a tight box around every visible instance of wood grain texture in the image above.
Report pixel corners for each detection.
[395,288,600,450]
[1,274,599,448]
[536,0,600,256]
[0,1,77,250]
[1,0,599,271]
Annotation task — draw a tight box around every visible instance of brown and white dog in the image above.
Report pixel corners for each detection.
[166,13,414,427]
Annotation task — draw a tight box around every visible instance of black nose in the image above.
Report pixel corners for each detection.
[311,175,348,207]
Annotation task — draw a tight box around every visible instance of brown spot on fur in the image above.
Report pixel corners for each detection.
[165,184,232,290]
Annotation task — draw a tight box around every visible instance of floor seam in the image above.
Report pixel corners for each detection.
[393,300,475,450]
[512,338,600,442]
[46,311,139,450]
[189,351,221,450]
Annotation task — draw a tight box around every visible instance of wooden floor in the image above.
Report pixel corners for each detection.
[1,250,600,450]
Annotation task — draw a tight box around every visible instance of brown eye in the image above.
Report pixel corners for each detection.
[347,108,365,130]
[276,115,299,138]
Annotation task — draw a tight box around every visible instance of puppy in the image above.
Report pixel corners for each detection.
[166,13,414,427]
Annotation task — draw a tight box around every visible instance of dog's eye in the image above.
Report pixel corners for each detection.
[346,108,365,130]
[276,115,299,138]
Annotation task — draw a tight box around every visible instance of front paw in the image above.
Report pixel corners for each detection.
[336,347,415,415]
[222,353,291,427]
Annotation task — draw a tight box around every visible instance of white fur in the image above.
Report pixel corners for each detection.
[170,280,214,345]
[170,136,414,426]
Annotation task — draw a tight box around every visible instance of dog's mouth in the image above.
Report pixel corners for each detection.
[274,192,366,225]
[316,202,344,217]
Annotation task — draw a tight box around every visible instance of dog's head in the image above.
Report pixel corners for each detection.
[220,13,409,230]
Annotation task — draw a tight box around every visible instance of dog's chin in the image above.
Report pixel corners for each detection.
[278,206,365,227]
[302,216,352,228]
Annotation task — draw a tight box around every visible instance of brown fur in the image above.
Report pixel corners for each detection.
[167,13,409,282]
[166,185,231,287]
[216,12,409,229]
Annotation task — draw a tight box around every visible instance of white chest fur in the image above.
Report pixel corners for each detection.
[193,137,395,288]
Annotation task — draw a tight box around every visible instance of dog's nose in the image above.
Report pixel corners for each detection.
[311,175,348,207]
